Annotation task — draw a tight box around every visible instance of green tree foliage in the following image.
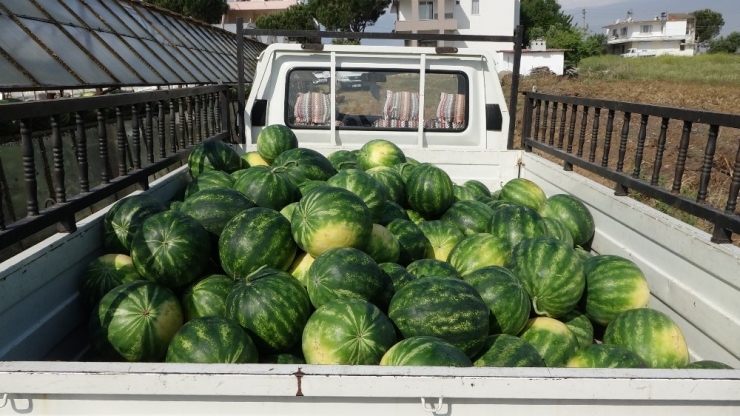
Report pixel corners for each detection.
[541,26,605,67]
[148,0,228,24]
[310,0,391,32]
[254,4,319,43]
[708,32,740,54]
[520,0,573,45]
[691,9,725,42]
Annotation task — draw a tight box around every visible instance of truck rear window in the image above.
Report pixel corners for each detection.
[285,69,468,131]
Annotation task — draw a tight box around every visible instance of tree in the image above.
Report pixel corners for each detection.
[254,4,319,43]
[310,0,391,33]
[708,32,740,54]
[147,0,228,24]
[520,0,573,46]
[691,9,725,42]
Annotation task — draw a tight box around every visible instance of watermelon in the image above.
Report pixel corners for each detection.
[169,200,183,211]
[103,194,167,255]
[405,209,425,225]
[366,166,406,206]
[256,124,298,163]
[166,316,259,363]
[407,259,461,279]
[226,268,312,354]
[377,200,410,226]
[499,178,547,211]
[581,255,651,326]
[184,170,235,199]
[539,194,595,247]
[364,224,401,264]
[130,211,211,288]
[297,180,327,197]
[302,298,396,365]
[486,200,517,211]
[327,149,359,171]
[685,360,734,369]
[219,207,297,279]
[271,148,337,186]
[261,353,305,364]
[462,180,491,198]
[558,309,594,348]
[242,151,270,167]
[488,204,547,248]
[326,169,388,221]
[357,139,406,170]
[463,266,531,336]
[306,247,385,309]
[388,276,489,357]
[447,233,511,276]
[291,187,373,257]
[188,139,242,178]
[406,164,455,219]
[441,200,495,236]
[179,188,256,240]
[475,194,494,205]
[181,274,235,321]
[406,157,420,165]
[287,251,315,287]
[392,162,417,183]
[505,237,585,318]
[566,344,648,369]
[574,246,593,262]
[603,308,689,368]
[380,336,472,367]
[231,169,250,182]
[78,254,142,311]
[89,281,183,362]
[386,219,431,266]
[472,334,545,367]
[417,220,464,261]
[518,317,579,367]
[542,217,574,247]
[378,262,416,292]
[453,185,476,201]
[280,202,298,220]
[233,165,296,211]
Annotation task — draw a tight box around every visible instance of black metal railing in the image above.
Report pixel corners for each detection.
[521,92,740,243]
[0,85,233,254]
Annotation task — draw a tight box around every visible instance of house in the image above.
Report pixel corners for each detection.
[603,11,696,56]
[392,0,520,67]
[498,39,567,76]
[220,0,302,29]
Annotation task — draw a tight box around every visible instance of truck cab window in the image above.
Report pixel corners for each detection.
[423,72,468,131]
[335,70,420,129]
[286,69,333,128]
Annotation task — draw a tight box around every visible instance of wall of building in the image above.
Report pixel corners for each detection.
[453,0,520,67]
[497,52,565,76]
[665,20,687,37]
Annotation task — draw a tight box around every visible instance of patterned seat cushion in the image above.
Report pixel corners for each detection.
[373,90,420,128]
[425,93,466,129]
[293,92,331,126]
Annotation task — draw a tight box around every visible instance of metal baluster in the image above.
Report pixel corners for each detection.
[50,115,66,203]
[209,93,216,137]
[697,125,719,204]
[145,103,155,163]
[533,99,542,141]
[671,121,692,194]
[116,107,127,176]
[195,95,202,142]
[187,97,195,146]
[76,112,90,192]
[566,105,577,153]
[97,109,110,183]
[131,105,141,170]
[632,114,649,179]
[178,98,187,149]
[158,101,166,158]
[650,118,670,186]
[588,108,601,163]
[577,107,589,157]
[215,93,222,134]
[557,103,567,149]
[169,100,177,154]
[540,101,549,143]
[723,142,740,214]
[548,102,558,146]
[616,112,631,172]
[20,119,39,216]
[601,110,615,168]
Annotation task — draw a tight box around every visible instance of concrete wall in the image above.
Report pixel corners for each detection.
[498,51,565,76]
[453,0,520,69]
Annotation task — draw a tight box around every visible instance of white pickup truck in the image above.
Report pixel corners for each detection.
[0,41,738,415]
[621,48,658,58]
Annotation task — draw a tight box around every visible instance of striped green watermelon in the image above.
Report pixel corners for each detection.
[386,219,431,266]
[188,140,242,178]
[231,168,250,182]
[499,178,547,211]
[261,353,306,364]
[184,170,235,199]
[486,200,517,211]
[441,200,495,236]
[78,254,143,311]
[179,188,256,240]
[505,237,585,318]
[287,251,315,287]
[233,165,296,211]
[603,308,689,368]
[685,360,734,369]
[574,246,593,262]
[518,317,579,367]
[130,211,211,288]
[89,281,183,362]
[406,164,455,219]
[406,157,420,165]
[542,217,575,247]
[406,259,461,279]
[364,224,400,264]
[280,202,298,220]
[291,187,372,257]
[405,209,425,225]
[475,194,494,205]
[166,316,259,363]
[169,200,183,211]
[302,298,397,365]
[472,334,545,367]
[380,336,472,367]
[366,166,406,206]
[181,274,235,321]
[453,185,476,201]
[463,266,531,336]
[539,194,595,247]
[488,205,547,248]
[219,208,297,279]
[241,151,270,167]
[392,162,417,184]
[490,190,501,200]
[257,124,298,163]
[566,344,647,368]
[463,180,491,198]
[558,309,594,348]
[297,180,327,197]
[306,247,385,309]
[271,148,337,186]
[357,139,406,170]
[103,194,167,255]
[447,233,511,276]
[417,220,464,261]
[388,276,489,357]
[378,262,417,292]
[226,268,312,354]
[327,150,359,171]
[326,169,388,221]
[581,255,651,326]
[377,200,410,226]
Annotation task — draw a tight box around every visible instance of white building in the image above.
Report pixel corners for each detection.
[498,39,566,76]
[603,12,696,56]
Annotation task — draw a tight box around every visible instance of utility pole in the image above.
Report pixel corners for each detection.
[582,9,587,32]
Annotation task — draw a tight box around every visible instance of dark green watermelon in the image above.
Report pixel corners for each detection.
[386,219,432,266]
[499,178,547,211]
[441,200,495,235]
[366,166,406,206]
[566,344,648,368]
[364,224,401,264]
[378,262,417,292]
[539,194,595,247]
[327,149,359,171]
[181,274,235,321]
[463,266,531,336]
[542,217,575,247]
[326,169,388,221]
[297,180,327,197]
[392,162,418,184]
[271,148,337,186]
[377,200,411,226]
[406,258,461,279]
[179,188,256,240]
[256,124,298,163]
[306,247,385,309]
[685,360,734,369]
[103,194,167,255]
[558,309,594,348]
[380,336,472,367]
[406,164,455,219]
[472,334,545,367]
[188,140,242,178]
[184,170,235,199]
[166,316,259,363]
[462,180,491,198]
[78,254,143,311]
[233,165,296,211]
[488,204,547,248]
[453,185,476,201]
[581,255,651,326]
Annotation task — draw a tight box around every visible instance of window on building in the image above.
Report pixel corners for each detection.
[419,1,434,20]
[641,25,652,34]
[612,29,618,37]
[472,0,480,15]
[621,27,627,36]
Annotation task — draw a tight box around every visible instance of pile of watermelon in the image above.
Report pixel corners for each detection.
[80,126,733,370]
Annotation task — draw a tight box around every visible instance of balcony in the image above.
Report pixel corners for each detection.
[395,14,458,32]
